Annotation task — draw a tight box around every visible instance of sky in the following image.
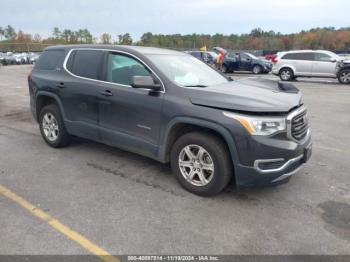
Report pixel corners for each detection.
[0,0,349,40]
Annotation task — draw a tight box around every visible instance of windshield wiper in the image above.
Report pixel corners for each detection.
[184,84,208,88]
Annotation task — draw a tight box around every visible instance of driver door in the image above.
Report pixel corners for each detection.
[239,53,252,71]
[99,52,164,157]
[312,52,337,77]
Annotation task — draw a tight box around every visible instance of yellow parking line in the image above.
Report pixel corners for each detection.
[0,184,119,262]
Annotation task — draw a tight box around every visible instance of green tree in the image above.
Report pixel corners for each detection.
[52,27,61,39]
[100,33,112,44]
[0,27,4,41]
[62,29,71,43]
[117,33,133,45]
[81,29,93,43]
[4,25,17,40]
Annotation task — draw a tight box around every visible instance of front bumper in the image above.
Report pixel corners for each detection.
[227,105,312,187]
[234,134,312,187]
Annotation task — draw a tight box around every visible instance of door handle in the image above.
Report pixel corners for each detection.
[56,82,65,88]
[100,90,113,96]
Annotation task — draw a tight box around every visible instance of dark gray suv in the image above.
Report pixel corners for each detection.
[28,45,312,196]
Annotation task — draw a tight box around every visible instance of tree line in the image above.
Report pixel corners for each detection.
[1,25,350,52]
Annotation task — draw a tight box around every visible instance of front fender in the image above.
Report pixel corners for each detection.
[158,117,239,166]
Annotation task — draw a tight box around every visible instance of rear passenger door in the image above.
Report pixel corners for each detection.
[98,51,164,157]
[287,52,314,76]
[61,49,106,141]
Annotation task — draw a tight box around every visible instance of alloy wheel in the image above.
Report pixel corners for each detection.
[178,144,214,187]
[42,113,59,142]
[281,70,291,80]
[340,71,350,83]
[253,66,261,74]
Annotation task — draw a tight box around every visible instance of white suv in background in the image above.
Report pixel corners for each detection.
[272,50,343,81]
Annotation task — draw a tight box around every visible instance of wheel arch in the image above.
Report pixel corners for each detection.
[35,92,66,122]
[159,117,239,167]
[279,66,295,76]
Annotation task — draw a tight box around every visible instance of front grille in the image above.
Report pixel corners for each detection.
[291,109,309,141]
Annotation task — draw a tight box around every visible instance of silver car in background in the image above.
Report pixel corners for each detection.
[272,50,345,82]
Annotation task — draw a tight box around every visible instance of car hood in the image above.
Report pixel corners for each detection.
[186,78,303,113]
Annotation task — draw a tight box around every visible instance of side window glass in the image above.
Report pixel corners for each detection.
[240,53,250,62]
[106,53,152,86]
[301,53,315,61]
[315,53,332,62]
[69,50,105,80]
[282,53,296,60]
[35,50,64,70]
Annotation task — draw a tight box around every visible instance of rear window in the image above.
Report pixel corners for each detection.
[67,50,105,80]
[282,52,314,61]
[35,50,64,70]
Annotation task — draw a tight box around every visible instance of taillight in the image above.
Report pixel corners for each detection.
[28,70,32,81]
[272,57,278,64]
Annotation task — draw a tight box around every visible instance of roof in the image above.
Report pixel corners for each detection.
[278,50,336,54]
[45,44,185,56]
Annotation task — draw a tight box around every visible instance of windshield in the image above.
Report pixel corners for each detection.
[146,54,228,87]
[246,53,258,59]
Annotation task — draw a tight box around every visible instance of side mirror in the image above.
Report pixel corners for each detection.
[330,59,337,63]
[131,76,162,91]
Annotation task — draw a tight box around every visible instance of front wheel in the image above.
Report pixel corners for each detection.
[279,68,293,81]
[252,65,262,74]
[170,132,232,196]
[338,69,350,84]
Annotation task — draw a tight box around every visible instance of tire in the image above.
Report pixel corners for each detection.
[221,64,228,74]
[39,104,71,148]
[338,69,350,84]
[170,132,232,196]
[279,68,293,81]
[252,65,262,74]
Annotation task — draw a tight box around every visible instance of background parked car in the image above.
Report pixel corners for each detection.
[264,54,277,62]
[337,53,350,59]
[222,51,272,74]
[0,52,5,65]
[272,50,346,82]
[0,52,41,65]
[187,51,218,65]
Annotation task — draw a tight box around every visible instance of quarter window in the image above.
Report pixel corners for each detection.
[314,53,333,62]
[35,50,64,70]
[106,53,152,86]
[67,50,105,80]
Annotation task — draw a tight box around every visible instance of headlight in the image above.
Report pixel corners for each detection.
[223,111,286,136]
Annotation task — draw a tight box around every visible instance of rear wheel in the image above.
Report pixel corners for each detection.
[338,69,350,84]
[170,132,232,196]
[39,104,71,148]
[279,68,293,81]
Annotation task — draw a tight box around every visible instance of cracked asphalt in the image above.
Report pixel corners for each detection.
[0,65,349,255]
